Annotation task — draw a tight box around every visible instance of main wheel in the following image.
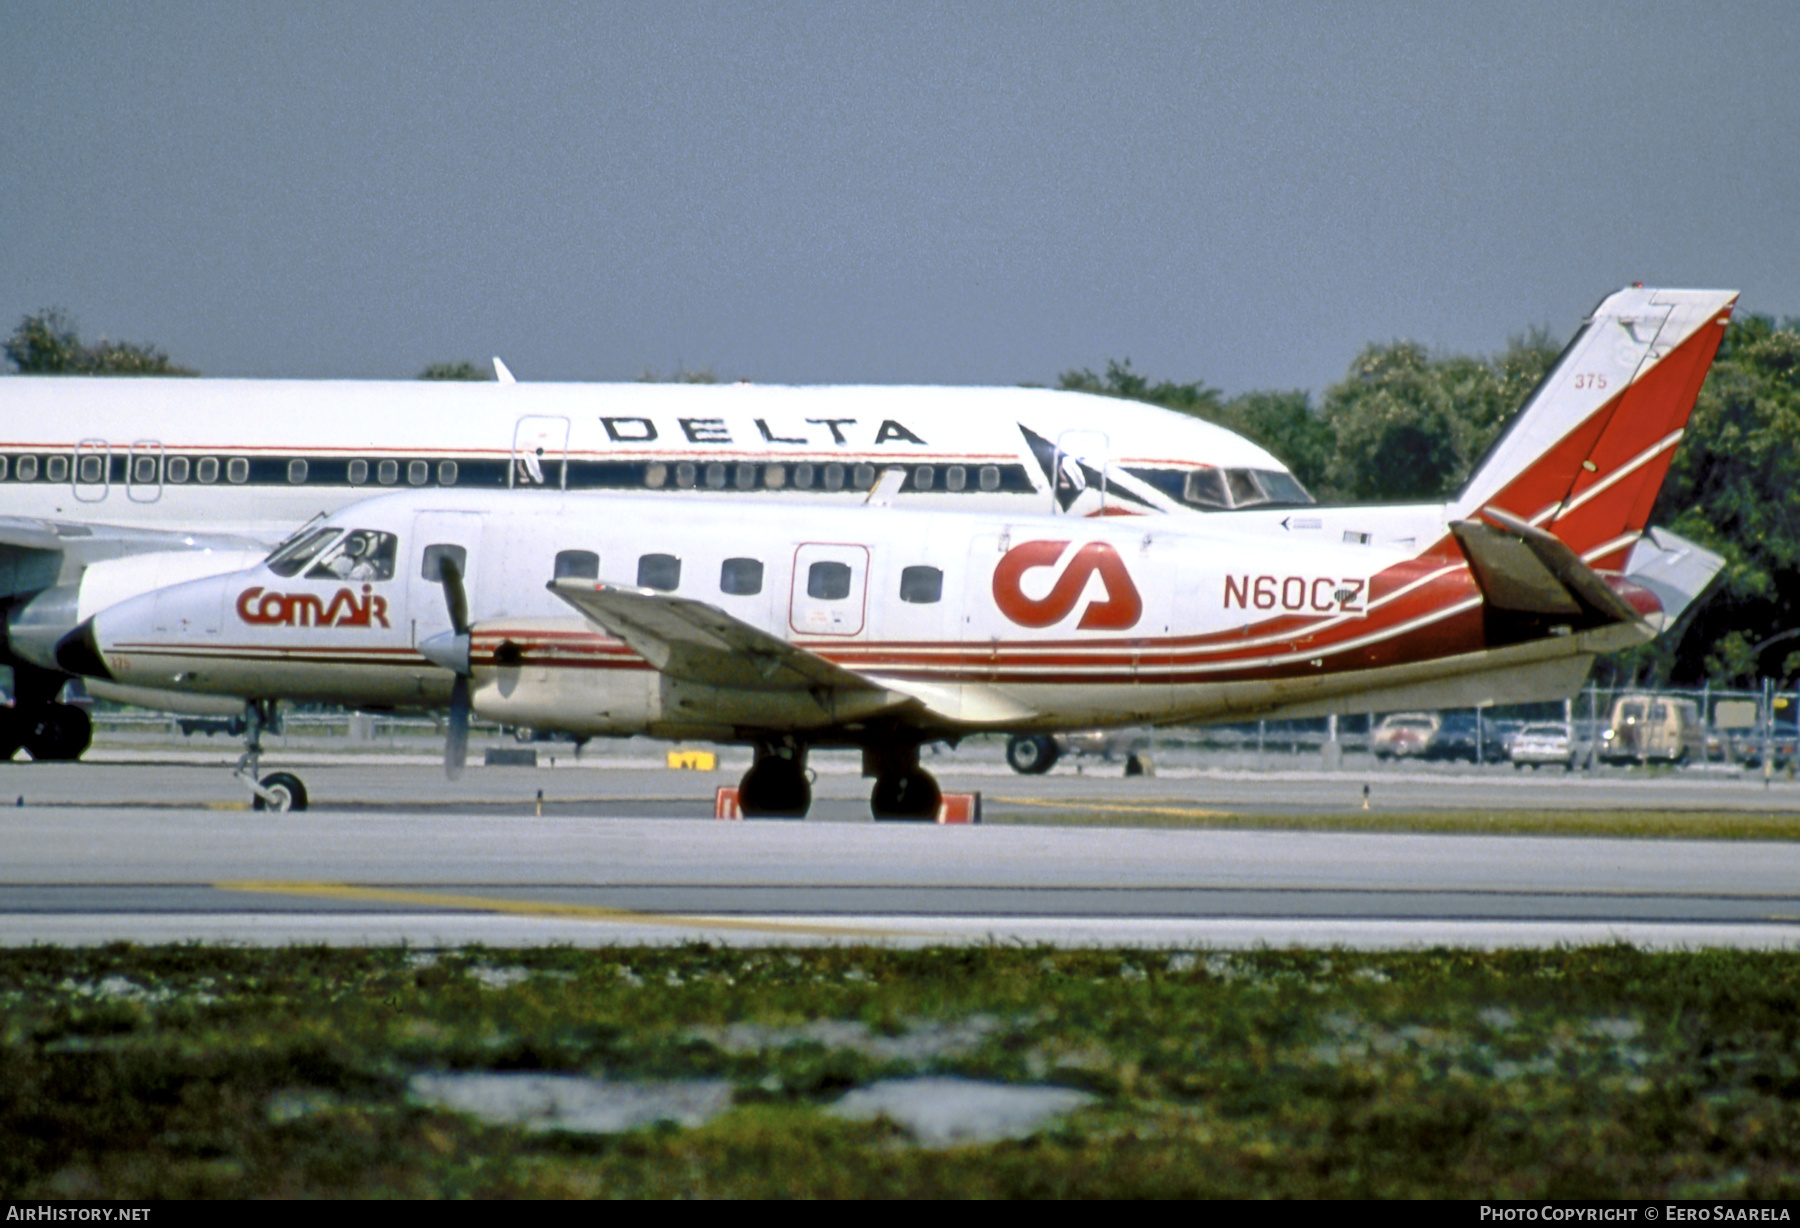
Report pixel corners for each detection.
[253,772,309,812]
[22,704,92,762]
[738,757,811,818]
[870,768,941,821]
[1005,735,1059,775]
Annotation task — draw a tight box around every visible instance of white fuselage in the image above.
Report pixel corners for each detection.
[82,489,1648,744]
[0,377,1307,539]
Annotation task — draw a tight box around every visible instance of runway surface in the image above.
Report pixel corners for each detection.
[5,745,1799,950]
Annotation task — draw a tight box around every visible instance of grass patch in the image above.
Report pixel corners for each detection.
[4,944,1800,1197]
[991,801,1800,841]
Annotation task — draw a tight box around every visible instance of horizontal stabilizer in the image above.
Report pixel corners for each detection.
[547,578,877,693]
[1622,526,1725,630]
[1452,507,1642,626]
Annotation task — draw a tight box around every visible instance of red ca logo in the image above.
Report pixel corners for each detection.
[992,540,1143,630]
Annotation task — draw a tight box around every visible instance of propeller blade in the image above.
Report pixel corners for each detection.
[439,554,470,634]
[445,674,470,780]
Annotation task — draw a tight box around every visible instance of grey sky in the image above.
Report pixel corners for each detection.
[4,1,1795,395]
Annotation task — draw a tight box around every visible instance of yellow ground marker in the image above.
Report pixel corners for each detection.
[991,796,1235,820]
[215,880,904,938]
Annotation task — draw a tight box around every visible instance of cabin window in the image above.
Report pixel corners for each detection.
[196,457,219,484]
[287,459,308,484]
[166,457,189,483]
[16,456,37,482]
[77,454,105,484]
[643,463,667,489]
[734,463,756,491]
[675,462,696,489]
[0,457,9,481]
[418,543,466,584]
[807,561,852,601]
[822,463,845,491]
[853,464,876,490]
[638,553,681,591]
[978,465,999,491]
[408,460,429,486]
[308,530,398,582]
[763,464,787,489]
[348,459,368,486]
[793,463,815,490]
[377,459,398,486]
[46,456,69,483]
[438,461,458,486]
[900,565,943,604]
[226,457,249,484]
[135,456,160,483]
[720,557,763,596]
[913,465,934,491]
[704,462,727,489]
[944,465,966,491]
[554,550,599,581]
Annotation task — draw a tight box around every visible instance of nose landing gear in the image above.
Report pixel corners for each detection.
[234,700,309,812]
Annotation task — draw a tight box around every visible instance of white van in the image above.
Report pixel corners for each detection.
[1599,695,1704,765]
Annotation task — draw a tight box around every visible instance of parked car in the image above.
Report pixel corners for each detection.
[1005,729,1150,774]
[1731,721,1799,771]
[1370,713,1440,760]
[1424,712,1512,763]
[1599,695,1705,765]
[1509,722,1577,770]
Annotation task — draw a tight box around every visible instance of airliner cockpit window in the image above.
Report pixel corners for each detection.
[306,530,398,581]
[266,527,342,578]
[1182,468,1229,509]
[1246,468,1312,507]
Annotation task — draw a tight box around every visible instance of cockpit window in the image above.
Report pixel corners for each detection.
[305,530,398,581]
[267,526,342,578]
[1126,465,1314,511]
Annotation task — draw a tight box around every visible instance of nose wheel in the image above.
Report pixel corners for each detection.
[233,700,309,812]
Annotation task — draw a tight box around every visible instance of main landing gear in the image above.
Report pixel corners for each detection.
[732,739,944,821]
[1,666,95,762]
[866,742,941,821]
[235,699,309,812]
[737,741,812,818]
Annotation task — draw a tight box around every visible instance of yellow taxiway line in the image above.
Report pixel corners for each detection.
[215,880,907,938]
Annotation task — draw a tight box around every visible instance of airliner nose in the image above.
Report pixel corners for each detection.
[54,619,114,682]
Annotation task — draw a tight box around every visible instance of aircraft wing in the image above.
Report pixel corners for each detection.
[547,577,881,692]
[1451,508,1644,626]
[0,515,272,598]
[546,578,1042,727]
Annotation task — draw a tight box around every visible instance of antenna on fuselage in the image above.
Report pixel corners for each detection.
[492,357,516,384]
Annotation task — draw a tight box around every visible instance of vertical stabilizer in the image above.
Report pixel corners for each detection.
[1454,287,1736,567]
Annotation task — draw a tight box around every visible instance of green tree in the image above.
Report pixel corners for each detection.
[1056,358,1224,419]
[1648,315,1800,685]
[418,361,491,381]
[3,308,195,376]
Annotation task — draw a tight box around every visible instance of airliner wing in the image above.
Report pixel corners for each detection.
[547,577,878,692]
[0,516,270,597]
[546,577,1041,726]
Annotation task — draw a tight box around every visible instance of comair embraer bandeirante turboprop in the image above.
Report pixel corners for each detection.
[57,287,1736,817]
[0,371,1309,761]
